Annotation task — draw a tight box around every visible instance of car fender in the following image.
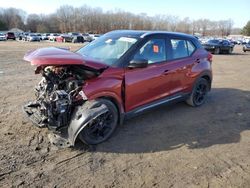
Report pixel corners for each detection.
[87,91,124,112]
[191,70,212,91]
[67,100,108,146]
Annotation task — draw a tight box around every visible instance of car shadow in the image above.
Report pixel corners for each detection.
[230,52,250,56]
[75,88,250,153]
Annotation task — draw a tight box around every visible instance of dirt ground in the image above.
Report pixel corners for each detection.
[0,41,250,188]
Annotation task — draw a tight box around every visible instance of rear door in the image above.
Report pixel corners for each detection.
[165,37,198,94]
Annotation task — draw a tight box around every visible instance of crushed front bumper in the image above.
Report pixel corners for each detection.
[23,101,108,147]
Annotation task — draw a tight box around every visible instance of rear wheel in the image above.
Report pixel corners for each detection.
[228,48,233,54]
[186,78,209,107]
[214,48,220,54]
[78,99,118,145]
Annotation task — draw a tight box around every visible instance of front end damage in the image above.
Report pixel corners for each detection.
[23,47,109,147]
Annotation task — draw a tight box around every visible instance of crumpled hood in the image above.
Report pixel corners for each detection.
[23,47,108,70]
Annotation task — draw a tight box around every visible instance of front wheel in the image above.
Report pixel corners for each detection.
[78,99,118,145]
[186,78,209,107]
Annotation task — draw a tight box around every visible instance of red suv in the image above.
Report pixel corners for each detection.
[5,32,16,40]
[23,30,212,146]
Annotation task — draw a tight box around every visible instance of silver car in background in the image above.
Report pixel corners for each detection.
[27,33,40,42]
[243,41,250,52]
[0,33,7,41]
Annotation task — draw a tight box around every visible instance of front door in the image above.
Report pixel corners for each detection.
[124,38,172,112]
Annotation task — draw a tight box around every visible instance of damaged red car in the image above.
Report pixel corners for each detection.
[23,30,212,146]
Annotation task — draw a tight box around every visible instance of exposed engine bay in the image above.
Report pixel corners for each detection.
[23,65,97,131]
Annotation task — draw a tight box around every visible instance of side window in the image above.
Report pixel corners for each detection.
[171,39,189,59]
[134,39,166,64]
[170,39,196,59]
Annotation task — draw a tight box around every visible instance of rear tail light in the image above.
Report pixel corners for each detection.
[207,52,213,63]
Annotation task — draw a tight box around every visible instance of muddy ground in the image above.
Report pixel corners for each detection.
[0,41,250,188]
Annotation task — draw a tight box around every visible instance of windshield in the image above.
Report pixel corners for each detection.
[76,35,138,65]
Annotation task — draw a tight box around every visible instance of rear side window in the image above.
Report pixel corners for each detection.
[170,39,196,60]
[134,39,166,64]
[187,41,196,55]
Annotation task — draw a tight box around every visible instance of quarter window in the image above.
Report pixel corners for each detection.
[170,39,196,59]
[134,39,166,64]
[187,41,195,55]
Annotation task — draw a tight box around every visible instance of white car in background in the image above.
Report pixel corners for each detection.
[82,33,93,42]
[89,34,102,41]
[48,33,59,42]
[0,33,7,41]
[27,33,40,42]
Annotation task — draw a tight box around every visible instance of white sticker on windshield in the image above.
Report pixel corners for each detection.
[118,37,137,43]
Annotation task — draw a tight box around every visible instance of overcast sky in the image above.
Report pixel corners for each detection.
[1,0,249,28]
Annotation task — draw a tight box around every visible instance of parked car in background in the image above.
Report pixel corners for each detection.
[56,34,72,42]
[72,35,84,43]
[199,37,209,45]
[20,32,30,41]
[68,32,81,37]
[41,33,50,40]
[5,32,16,40]
[82,33,92,42]
[0,33,7,41]
[243,41,250,52]
[203,39,234,54]
[36,33,42,40]
[23,30,213,146]
[68,32,83,43]
[48,33,59,42]
[27,33,40,42]
[90,34,101,41]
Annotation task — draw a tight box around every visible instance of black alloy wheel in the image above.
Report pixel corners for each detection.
[193,81,208,106]
[79,99,118,145]
[186,78,209,107]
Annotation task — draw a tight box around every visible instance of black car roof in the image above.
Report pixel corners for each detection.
[106,30,196,39]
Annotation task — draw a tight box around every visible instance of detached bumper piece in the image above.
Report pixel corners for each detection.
[23,102,47,128]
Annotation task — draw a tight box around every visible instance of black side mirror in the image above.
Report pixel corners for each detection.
[128,59,148,68]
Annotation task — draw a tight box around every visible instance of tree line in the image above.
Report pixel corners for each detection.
[0,5,244,36]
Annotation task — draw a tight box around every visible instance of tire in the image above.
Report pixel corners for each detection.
[228,48,233,54]
[78,99,118,145]
[186,78,209,107]
[214,48,220,54]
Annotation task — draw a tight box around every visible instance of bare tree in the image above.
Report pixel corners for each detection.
[0,5,238,36]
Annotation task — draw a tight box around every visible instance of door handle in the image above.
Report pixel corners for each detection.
[162,69,169,75]
[195,58,200,63]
